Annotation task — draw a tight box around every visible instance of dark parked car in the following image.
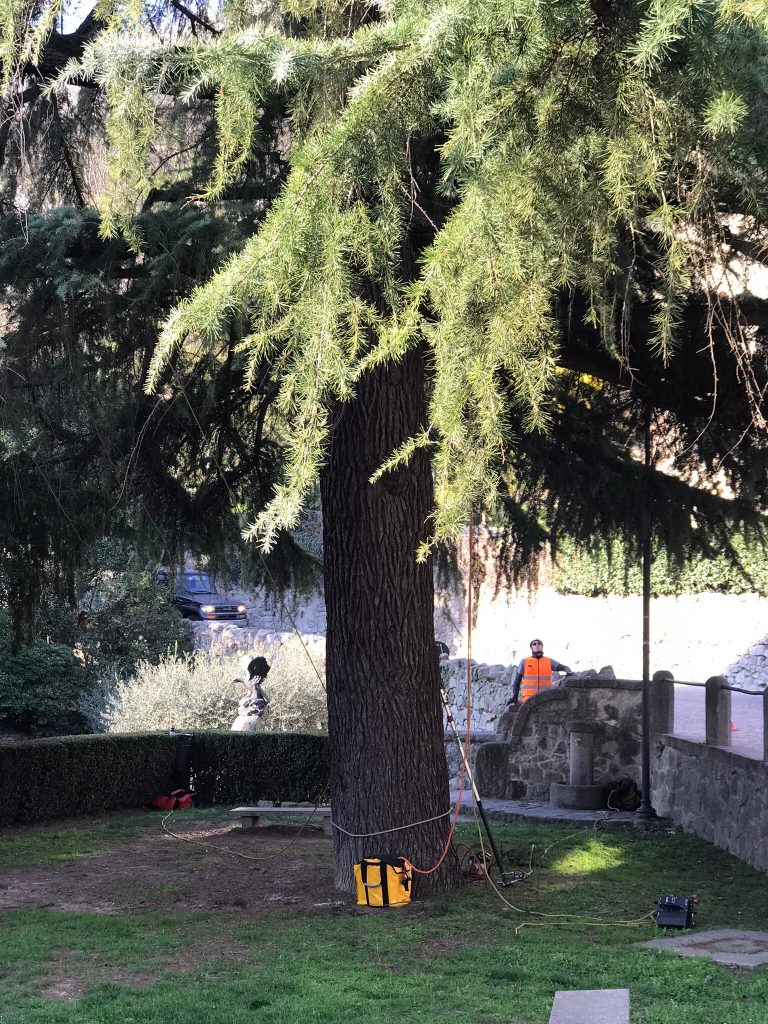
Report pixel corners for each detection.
[162,570,248,624]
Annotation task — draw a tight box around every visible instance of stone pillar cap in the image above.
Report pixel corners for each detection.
[565,720,601,734]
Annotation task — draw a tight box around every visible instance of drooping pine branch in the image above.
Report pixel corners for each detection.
[42,0,768,555]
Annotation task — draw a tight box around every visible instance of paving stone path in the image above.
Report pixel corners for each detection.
[449,792,637,826]
[548,988,629,1024]
[644,929,768,969]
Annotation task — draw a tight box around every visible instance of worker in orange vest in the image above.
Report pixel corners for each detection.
[508,639,572,704]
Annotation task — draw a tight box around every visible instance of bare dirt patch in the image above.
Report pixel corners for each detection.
[37,976,87,1004]
[0,814,354,1002]
[422,937,461,955]
[0,817,341,919]
[34,963,155,1003]
[3,948,160,1005]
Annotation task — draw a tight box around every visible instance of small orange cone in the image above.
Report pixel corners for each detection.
[731,721,740,732]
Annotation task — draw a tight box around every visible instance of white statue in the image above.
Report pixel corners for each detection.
[231,655,270,732]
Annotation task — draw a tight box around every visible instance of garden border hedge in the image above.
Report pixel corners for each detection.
[0,731,329,826]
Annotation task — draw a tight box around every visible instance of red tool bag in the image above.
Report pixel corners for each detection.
[152,788,194,811]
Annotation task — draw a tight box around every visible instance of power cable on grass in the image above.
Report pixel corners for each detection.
[460,790,656,934]
[161,806,327,862]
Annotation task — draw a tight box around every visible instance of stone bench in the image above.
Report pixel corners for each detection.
[549,989,629,1024]
[231,805,333,836]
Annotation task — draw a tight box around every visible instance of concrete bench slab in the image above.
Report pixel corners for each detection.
[231,805,333,836]
[549,988,629,1024]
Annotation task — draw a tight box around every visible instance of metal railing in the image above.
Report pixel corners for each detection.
[651,671,767,760]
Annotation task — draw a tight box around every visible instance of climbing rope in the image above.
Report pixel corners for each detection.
[331,809,452,838]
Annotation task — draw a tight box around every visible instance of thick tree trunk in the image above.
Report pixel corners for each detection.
[321,346,459,895]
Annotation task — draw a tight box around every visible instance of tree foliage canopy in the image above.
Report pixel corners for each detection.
[2,0,768,592]
[47,0,766,556]
[0,196,306,635]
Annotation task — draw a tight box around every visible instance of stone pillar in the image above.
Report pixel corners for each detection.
[763,689,768,762]
[650,670,674,735]
[550,721,606,810]
[705,675,731,747]
[569,728,595,785]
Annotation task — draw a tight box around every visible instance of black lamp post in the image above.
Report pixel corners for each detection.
[636,413,657,820]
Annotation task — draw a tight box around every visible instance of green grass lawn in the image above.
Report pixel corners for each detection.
[0,810,167,872]
[0,811,766,1023]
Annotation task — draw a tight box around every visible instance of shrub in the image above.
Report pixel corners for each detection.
[57,568,193,732]
[551,535,768,597]
[190,732,329,806]
[0,612,91,734]
[75,566,193,680]
[103,637,327,734]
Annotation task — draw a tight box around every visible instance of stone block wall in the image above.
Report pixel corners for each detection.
[444,732,498,790]
[190,620,327,660]
[726,637,768,691]
[473,679,643,801]
[221,585,328,637]
[441,659,516,732]
[652,735,768,874]
[189,566,768,689]
[434,547,768,685]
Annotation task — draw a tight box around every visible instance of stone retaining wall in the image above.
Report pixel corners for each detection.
[190,621,327,660]
[472,678,643,802]
[726,637,768,692]
[652,735,768,874]
[444,732,497,790]
[441,659,516,732]
[439,657,617,732]
[190,573,768,688]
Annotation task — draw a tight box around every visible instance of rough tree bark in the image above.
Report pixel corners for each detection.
[321,345,460,895]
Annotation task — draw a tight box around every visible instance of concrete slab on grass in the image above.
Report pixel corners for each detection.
[644,929,768,969]
[548,988,629,1024]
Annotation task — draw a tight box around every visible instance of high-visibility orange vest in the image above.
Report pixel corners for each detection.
[521,656,553,702]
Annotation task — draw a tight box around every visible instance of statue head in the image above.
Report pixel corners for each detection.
[247,656,270,680]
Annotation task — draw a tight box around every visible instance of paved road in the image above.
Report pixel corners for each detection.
[674,684,764,760]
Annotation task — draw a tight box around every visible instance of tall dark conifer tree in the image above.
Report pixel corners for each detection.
[2,0,768,891]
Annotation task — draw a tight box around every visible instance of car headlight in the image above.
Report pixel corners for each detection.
[200,605,215,613]
[237,605,247,612]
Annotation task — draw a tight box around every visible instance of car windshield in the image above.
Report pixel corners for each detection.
[182,573,212,594]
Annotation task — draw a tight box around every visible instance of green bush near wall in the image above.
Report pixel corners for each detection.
[0,731,330,826]
[551,535,768,597]
[0,611,93,734]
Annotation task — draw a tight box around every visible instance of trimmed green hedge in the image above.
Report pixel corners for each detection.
[191,732,329,806]
[0,731,330,826]
[0,733,177,826]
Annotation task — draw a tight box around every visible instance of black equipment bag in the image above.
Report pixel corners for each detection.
[607,777,641,811]
[655,895,695,928]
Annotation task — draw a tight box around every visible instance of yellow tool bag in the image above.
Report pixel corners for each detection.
[355,856,412,907]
